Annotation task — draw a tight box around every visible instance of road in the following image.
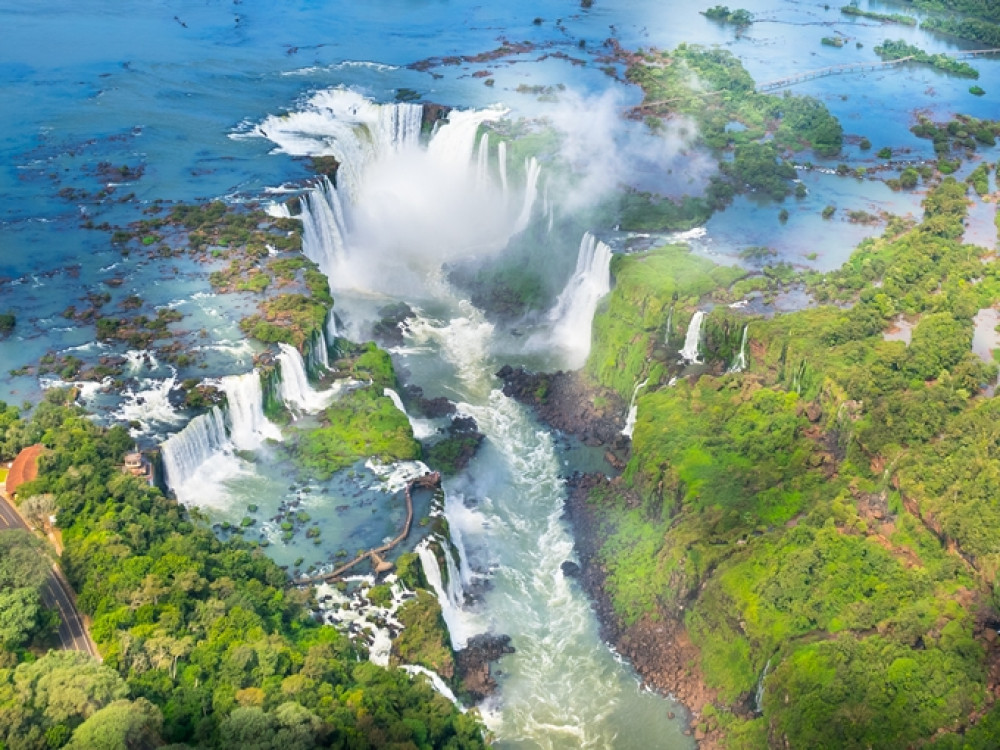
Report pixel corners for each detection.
[0,491,100,659]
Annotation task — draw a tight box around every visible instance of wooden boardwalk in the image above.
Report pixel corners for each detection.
[756,48,1000,92]
[292,471,441,586]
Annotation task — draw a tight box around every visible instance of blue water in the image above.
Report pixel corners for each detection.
[2,2,999,744]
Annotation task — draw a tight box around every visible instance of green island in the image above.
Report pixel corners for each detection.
[874,39,981,78]
[840,6,918,26]
[701,6,754,27]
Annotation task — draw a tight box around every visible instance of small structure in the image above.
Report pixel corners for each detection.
[6,444,46,500]
[122,448,155,486]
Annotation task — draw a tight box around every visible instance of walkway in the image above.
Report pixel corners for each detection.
[756,48,1000,92]
[293,472,440,586]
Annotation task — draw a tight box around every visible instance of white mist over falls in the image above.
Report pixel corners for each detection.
[160,88,692,747]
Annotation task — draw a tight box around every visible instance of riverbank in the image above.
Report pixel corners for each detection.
[564,473,723,747]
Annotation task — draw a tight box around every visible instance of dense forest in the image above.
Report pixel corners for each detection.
[0,394,482,749]
[580,174,1000,746]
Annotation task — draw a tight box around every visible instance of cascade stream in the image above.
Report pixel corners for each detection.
[271,91,691,748]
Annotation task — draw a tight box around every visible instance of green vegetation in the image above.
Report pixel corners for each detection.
[293,387,420,479]
[239,293,329,348]
[391,591,455,681]
[0,313,14,337]
[968,162,991,195]
[821,36,845,47]
[618,191,712,232]
[923,16,1000,47]
[874,39,980,78]
[970,84,986,95]
[0,395,482,748]
[911,113,1000,154]
[902,0,1000,23]
[587,244,744,397]
[840,5,917,24]
[626,45,843,158]
[582,179,1000,746]
[701,5,753,26]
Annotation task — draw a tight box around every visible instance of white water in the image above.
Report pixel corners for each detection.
[383,387,437,440]
[220,370,282,451]
[546,232,613,370]
[112,372,183,436]
[622,378,649,439]
[417,539,476,649]
[277,343,339,415]
[265,90,542,296]
[267,91,690,748]
[161,406,247,507]
[728,324,749,374]
[402,665,463,708]
[679,310,704,363]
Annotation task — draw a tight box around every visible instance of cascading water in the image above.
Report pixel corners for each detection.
[277,343,338,415]
[161,406,247,508]
[299,176,350,283]
[728,324,749,373]
[309,328,331,371]
[665,304,675,345]
[220,370,282,451]
[512,157,541,235]
[498,140,509,203]
[622,378,649,439]
[546,232,613,370]
[383,387,437,439]
[416,540,476,649]
[258,90,691,748]
[754,657,772,714]
[679,310,705,363]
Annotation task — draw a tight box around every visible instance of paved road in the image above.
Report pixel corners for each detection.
[0,493,100,659]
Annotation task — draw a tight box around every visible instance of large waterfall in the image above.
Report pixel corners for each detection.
[547,232,613,370]
[161,406,247,507]
[679,310,705,363]
[220,370,282,451]
[266,90,540,296]
[253,90,690,747]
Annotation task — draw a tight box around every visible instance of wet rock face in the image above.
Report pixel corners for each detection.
[403,385,457,418]
[455,633,515,701]
[372,302,414,348]
[495,365,628,448]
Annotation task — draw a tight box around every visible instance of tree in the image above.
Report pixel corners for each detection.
[65,698,164,750]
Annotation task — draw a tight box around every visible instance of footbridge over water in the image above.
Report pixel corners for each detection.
[756,48,1000,93]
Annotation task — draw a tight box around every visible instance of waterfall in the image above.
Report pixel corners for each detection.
[476,132,490,189]
[498,140,509,203]
[402,665,463,708]
[728,324,749,373]
[309,328,331,371]
[512,157,541,235]
[326,308,339,341]
[547,232,613,370]
[220,370,282,451]
[679,311,705,363]
[160,406,248,508]
[664,304,674,346]
[444,491,481,589]
[754,657,772,714]
[277,343,337,415]
[300,176,350,282]
[622,378,649,438]
[383,387,436,439]
[417,540,473,648]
